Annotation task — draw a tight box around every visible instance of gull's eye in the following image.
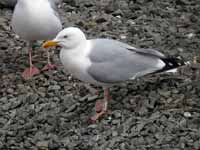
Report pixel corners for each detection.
[63,35,68,39]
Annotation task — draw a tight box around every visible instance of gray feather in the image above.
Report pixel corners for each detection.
[48,0,60,18]
[87,39,165,83]
[128,47,165,58]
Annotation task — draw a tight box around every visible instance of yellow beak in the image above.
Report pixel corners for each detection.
[42,40,58,48]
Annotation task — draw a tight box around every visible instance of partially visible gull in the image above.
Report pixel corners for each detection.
[12,0,62,78]
[42,27,187,121]
[1,0,61,9]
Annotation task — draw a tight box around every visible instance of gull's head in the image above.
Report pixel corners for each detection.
[42,27,86,49]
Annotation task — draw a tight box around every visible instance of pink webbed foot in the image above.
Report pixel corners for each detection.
[41,64,56,71]
[90,100,107,121]
[95,100,105,113]
[90,111,106,121]
[22,66,40,78]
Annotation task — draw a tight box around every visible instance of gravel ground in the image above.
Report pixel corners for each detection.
[0,0,200,149]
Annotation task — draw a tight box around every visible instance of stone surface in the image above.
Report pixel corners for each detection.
[0,0,200,149]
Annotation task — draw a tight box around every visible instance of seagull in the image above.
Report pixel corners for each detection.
[2,0,61,8]
[42,27,186,121]
[11,0,62,78]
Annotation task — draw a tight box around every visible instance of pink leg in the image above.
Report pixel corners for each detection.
[22,48,40,78]
[90,88,110,121]
[42,50,56,71]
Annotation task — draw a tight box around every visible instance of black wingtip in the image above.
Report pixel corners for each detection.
[156,56,188,73]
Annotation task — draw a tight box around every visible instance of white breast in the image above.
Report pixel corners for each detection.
[59,41,99,84]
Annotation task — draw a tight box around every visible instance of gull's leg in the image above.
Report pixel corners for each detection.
[42,49,56,71]
[90,87,110,121]
[22,45,40,78]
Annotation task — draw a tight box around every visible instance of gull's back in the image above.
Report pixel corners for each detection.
[11,0,62,41]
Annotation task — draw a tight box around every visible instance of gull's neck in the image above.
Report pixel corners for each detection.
[61,40,91,58]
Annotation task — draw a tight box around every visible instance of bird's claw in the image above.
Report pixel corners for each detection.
[22,66,40,78]
[95,100,105,113]
[42,63,56,71]
[90,111,106,121]
[90,100,107,121]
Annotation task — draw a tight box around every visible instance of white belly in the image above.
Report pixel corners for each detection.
[12,0,62,41]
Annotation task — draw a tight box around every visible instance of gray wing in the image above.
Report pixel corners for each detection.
[48,0,60,18]
[87,39,166,83]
